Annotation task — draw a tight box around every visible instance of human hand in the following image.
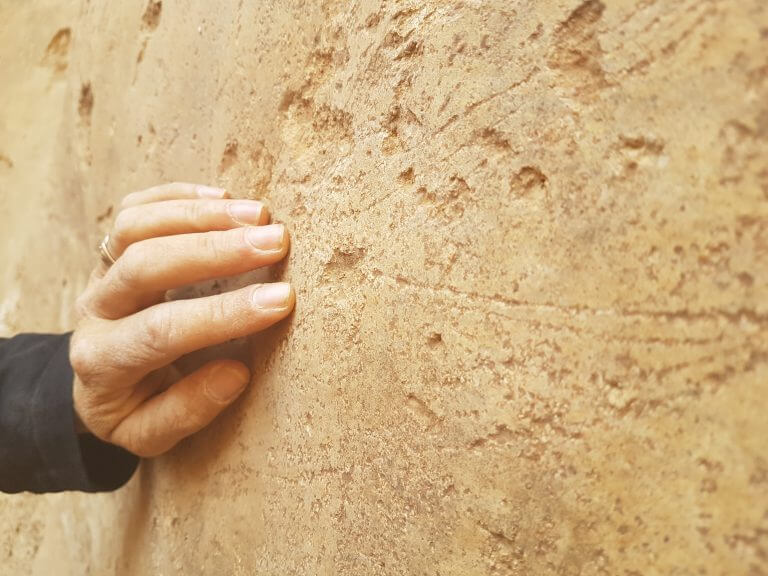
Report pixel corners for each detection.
[69,183,294,457]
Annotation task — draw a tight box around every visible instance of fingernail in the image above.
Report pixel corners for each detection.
[246,224,285,251]
[251,282,292,309]
[205,364,249,403]
[228,201,267,225]
[196,185,227,198]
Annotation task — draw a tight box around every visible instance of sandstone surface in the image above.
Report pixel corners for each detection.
[0,1,766,574]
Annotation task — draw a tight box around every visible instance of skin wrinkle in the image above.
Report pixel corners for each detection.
[66,185,295,458]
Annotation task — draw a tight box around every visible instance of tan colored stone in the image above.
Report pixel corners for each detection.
[1,0,766,574]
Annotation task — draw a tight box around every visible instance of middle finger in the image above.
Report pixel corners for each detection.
[92,224,289,318]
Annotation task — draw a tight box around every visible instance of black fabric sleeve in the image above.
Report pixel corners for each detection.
[0,332,139,493]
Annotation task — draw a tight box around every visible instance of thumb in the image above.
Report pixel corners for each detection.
[110,359,250,457]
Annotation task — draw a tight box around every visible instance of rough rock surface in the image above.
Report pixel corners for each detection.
[1,1,767,574]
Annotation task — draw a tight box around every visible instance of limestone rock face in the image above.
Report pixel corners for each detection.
[1,1,767,574]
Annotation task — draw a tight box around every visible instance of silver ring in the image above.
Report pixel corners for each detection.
[99,234,117,266]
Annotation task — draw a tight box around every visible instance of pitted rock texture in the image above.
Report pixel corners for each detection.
[1,1,767,574]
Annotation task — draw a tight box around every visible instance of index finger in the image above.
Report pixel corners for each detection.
[121,182,228,208]
[114,282,295,376]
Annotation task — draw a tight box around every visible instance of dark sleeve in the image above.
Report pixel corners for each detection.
[0,332,139,493]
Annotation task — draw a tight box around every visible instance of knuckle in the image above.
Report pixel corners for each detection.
[171,405,200,437]
[225,228,251,260]
[208,294,233,327]
[69,334,95,376]
[121,191,139,208]
[183,200,204,223]
[111,209,133,245]
[114,243,146,290]
[115,424,154,457]
[198,232,225,260]
[236,227,254,254]
[75,292,93,318]
[142,306,172,354]
[121,241,145,264]
[169,182,190,196]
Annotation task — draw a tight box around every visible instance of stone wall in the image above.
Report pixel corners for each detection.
[1,1,766,574]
